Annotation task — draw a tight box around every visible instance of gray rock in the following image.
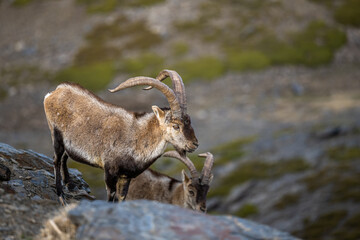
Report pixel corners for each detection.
[0,142,94,239]
[46,200,298,240]
[0,142,91,201]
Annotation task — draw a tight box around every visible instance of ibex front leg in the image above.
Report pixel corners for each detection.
[105,167,118,202]
[117,175,131,202]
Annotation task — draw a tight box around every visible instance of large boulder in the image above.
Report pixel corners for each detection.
[40,200,299,240]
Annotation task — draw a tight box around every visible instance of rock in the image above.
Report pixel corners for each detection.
[0,143,94,239]
[290,82,304,96]
[0,163,11,181]
[314,126,345,139]
[0,142,91,201]
[40,200,299,240]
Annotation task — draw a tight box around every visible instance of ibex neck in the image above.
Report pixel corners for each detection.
[170,184,185,207]
[133,113,167,162]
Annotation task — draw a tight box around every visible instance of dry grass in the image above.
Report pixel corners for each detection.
[39,204,77,240]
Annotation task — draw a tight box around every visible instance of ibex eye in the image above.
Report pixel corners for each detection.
[173,124,180,130]
[189,190,195,196]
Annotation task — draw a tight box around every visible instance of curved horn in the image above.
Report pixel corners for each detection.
[198,152,214,185]
[162,151,199,179]
[144,70,187,115]
[109,76,182,118]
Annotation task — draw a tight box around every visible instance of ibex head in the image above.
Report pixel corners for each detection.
[163,151,214,213]
[110,70,198,153]
[152,106,198,153]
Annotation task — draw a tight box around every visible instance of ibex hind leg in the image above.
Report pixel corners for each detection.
[61,153,76,191]
[53,128,67,205]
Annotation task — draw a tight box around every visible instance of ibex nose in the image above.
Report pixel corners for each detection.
[193,142,199,147]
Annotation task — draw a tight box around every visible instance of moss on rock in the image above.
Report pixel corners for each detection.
[235,203,259,218]
[295,210,348,240]
[274,193,300,210]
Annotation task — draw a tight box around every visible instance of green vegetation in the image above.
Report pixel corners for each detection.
[274,193,300,210]
[235,203,258,218]
[327,146,360,162]
[77,0,165,13]
[227,50,270,72]
[11,0,33,7]
[303,159,360,203]
[303,167,335,192]
[119,0,165,7]
[55,15,162,91]
[0,65,52,101]
[295,210,348,240]
[332,213,360,240]
[84,0,118,13]
[176,1,347,70]
[209,157,310,197]
[334,0,360,27]
[254,21,346,67]
[68,160,104,189]
[74,45,121,66]
[0,65,51,86]
[289,21,346,66]
[172,56,225,82]
[212,136,256,166]
[75,15,161,66]
[332,175,360,202]
[151,137,256,178]
[172,42,189,57]
[54,62,115,92]
[120,53,165,77]
[310,0,360,27]
[0,87,7,101]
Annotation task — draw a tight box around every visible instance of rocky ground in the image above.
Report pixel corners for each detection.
[0,0,360,239]
[0,143,298,240]
[0,143,93,239]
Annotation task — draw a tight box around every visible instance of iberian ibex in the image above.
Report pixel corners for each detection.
[127,151,214,212]
[43,70,198,204]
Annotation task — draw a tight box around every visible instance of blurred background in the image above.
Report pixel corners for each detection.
[0,0,360,239]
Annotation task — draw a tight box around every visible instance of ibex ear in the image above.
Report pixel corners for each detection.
[181,169,190,183]
[152,106,165,124]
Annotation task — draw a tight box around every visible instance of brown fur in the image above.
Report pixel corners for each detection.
[127,168,212,212]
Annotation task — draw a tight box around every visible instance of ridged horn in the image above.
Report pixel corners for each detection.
[198,152,214,185]
[144,70,187,116]
[109,76,182,118]
[162,150,199,179]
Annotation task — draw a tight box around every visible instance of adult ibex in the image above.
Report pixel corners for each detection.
[43,70,198,204]
[127,151,214,212]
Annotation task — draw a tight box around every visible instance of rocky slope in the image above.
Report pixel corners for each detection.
[0,143,93,239]
[0,143,298,240]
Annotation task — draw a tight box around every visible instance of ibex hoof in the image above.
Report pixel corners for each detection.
[58,194,67,206]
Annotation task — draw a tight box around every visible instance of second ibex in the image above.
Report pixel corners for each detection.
[44,70,198,204]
